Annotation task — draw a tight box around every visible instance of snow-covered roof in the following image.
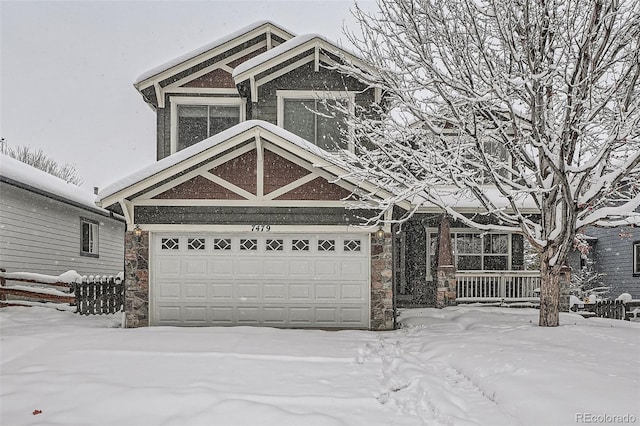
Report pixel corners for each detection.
[97,120,345,203]
[232,33,363,81]
[135,21,295,86]
[0,153,116,216]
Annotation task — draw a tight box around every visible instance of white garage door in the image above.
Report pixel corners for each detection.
[151,233,370,328]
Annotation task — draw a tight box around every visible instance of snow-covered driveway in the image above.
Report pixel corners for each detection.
[1,306,639,426]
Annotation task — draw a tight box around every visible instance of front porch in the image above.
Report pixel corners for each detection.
[455,271,540,303]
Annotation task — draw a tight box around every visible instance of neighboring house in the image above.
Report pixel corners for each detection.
[0,154,125,276]
[584,223,640,299]
[97,21,539,330]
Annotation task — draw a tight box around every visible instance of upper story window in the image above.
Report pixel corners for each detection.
[634,241,640,276]
[170,96,246,154]
[80,218,99,257]
[277,90,354,152]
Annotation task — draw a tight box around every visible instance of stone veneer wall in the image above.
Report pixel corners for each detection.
[371,232,394,330]
[124,230,149,327]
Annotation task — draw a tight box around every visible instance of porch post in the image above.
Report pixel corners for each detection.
[436,215,457,307]
[559,265,571,312]
[371,230,394,330]
[124,229,149,327]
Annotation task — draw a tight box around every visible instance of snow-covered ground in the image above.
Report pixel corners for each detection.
[1,306,638,426]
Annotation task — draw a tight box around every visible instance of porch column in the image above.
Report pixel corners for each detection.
[436,215,457,307]
[371,230,394,330]
[124,230,149,327]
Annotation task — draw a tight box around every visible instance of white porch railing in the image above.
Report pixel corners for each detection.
[456,271,541,302]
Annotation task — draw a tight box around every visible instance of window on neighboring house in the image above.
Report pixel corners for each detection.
[80,219,99,257]
[634,241,640,276]
[277,91,353,151]
[426,230,511,274]
[171,97,245,153]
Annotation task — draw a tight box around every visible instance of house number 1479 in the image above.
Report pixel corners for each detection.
[251,225,271,232]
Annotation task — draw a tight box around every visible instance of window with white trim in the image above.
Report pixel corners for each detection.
[80,218,98,257]
[170,97,245,153]
[426,230,511,273]
[634,241,640,275]
[277,91,354,151]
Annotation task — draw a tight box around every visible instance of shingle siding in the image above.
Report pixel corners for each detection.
[0,183,125,276]
[135,205,376,226]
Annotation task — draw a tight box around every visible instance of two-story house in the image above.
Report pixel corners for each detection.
[97,21,538,330]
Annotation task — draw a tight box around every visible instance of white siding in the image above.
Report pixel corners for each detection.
[0,183,125,276]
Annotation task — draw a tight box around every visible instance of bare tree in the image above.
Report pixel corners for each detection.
[1,138,84,185]
[341,0,640,326]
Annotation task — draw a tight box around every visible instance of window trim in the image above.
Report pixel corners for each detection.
[276,90,355,152]
[170,96,246,154]
[633,241,640,276]
[80,218,99,258]
[425,228,513,278]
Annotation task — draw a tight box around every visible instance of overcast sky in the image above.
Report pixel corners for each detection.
[0,0,374,191]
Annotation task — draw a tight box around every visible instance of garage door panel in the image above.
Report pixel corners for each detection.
[211,306,234,323]
[152,234,370,328]
[210,259,234,276]
[341,307,366,323]
[289,307,313,324]
[237,283,260,300]
[263,283,286,300]
[263,307,287,324]
[316,284,338,301]
[210,283,234,300]
[184,259,207,276]
[289,284,313,301]
[156,305,181,322]
[237,307,260,323]
[289,260,312,278]
[341,284,366,301]
[315,307,338,323]
[341,260,367,278]
[185,283,207,299]
[157,259,181,275]
[314,260,339,278]
[263,260,289,277]
[235,259,262,277]
[156,282,181,298]
[184,306,207,323]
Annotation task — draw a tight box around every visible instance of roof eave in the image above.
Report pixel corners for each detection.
[134,23,295,92]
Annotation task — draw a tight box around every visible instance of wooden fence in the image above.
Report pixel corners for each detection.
[583,300,640,321]
[0,269,124,315]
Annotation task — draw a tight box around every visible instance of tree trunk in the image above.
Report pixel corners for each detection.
[539,249,560,327]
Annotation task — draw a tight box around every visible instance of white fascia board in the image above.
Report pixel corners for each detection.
[137,142,256,200]
[98,128,260,208]
[233,38,370,86]
[164,41,267,90]
[135,23,294,91]
[132,199,358,208]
